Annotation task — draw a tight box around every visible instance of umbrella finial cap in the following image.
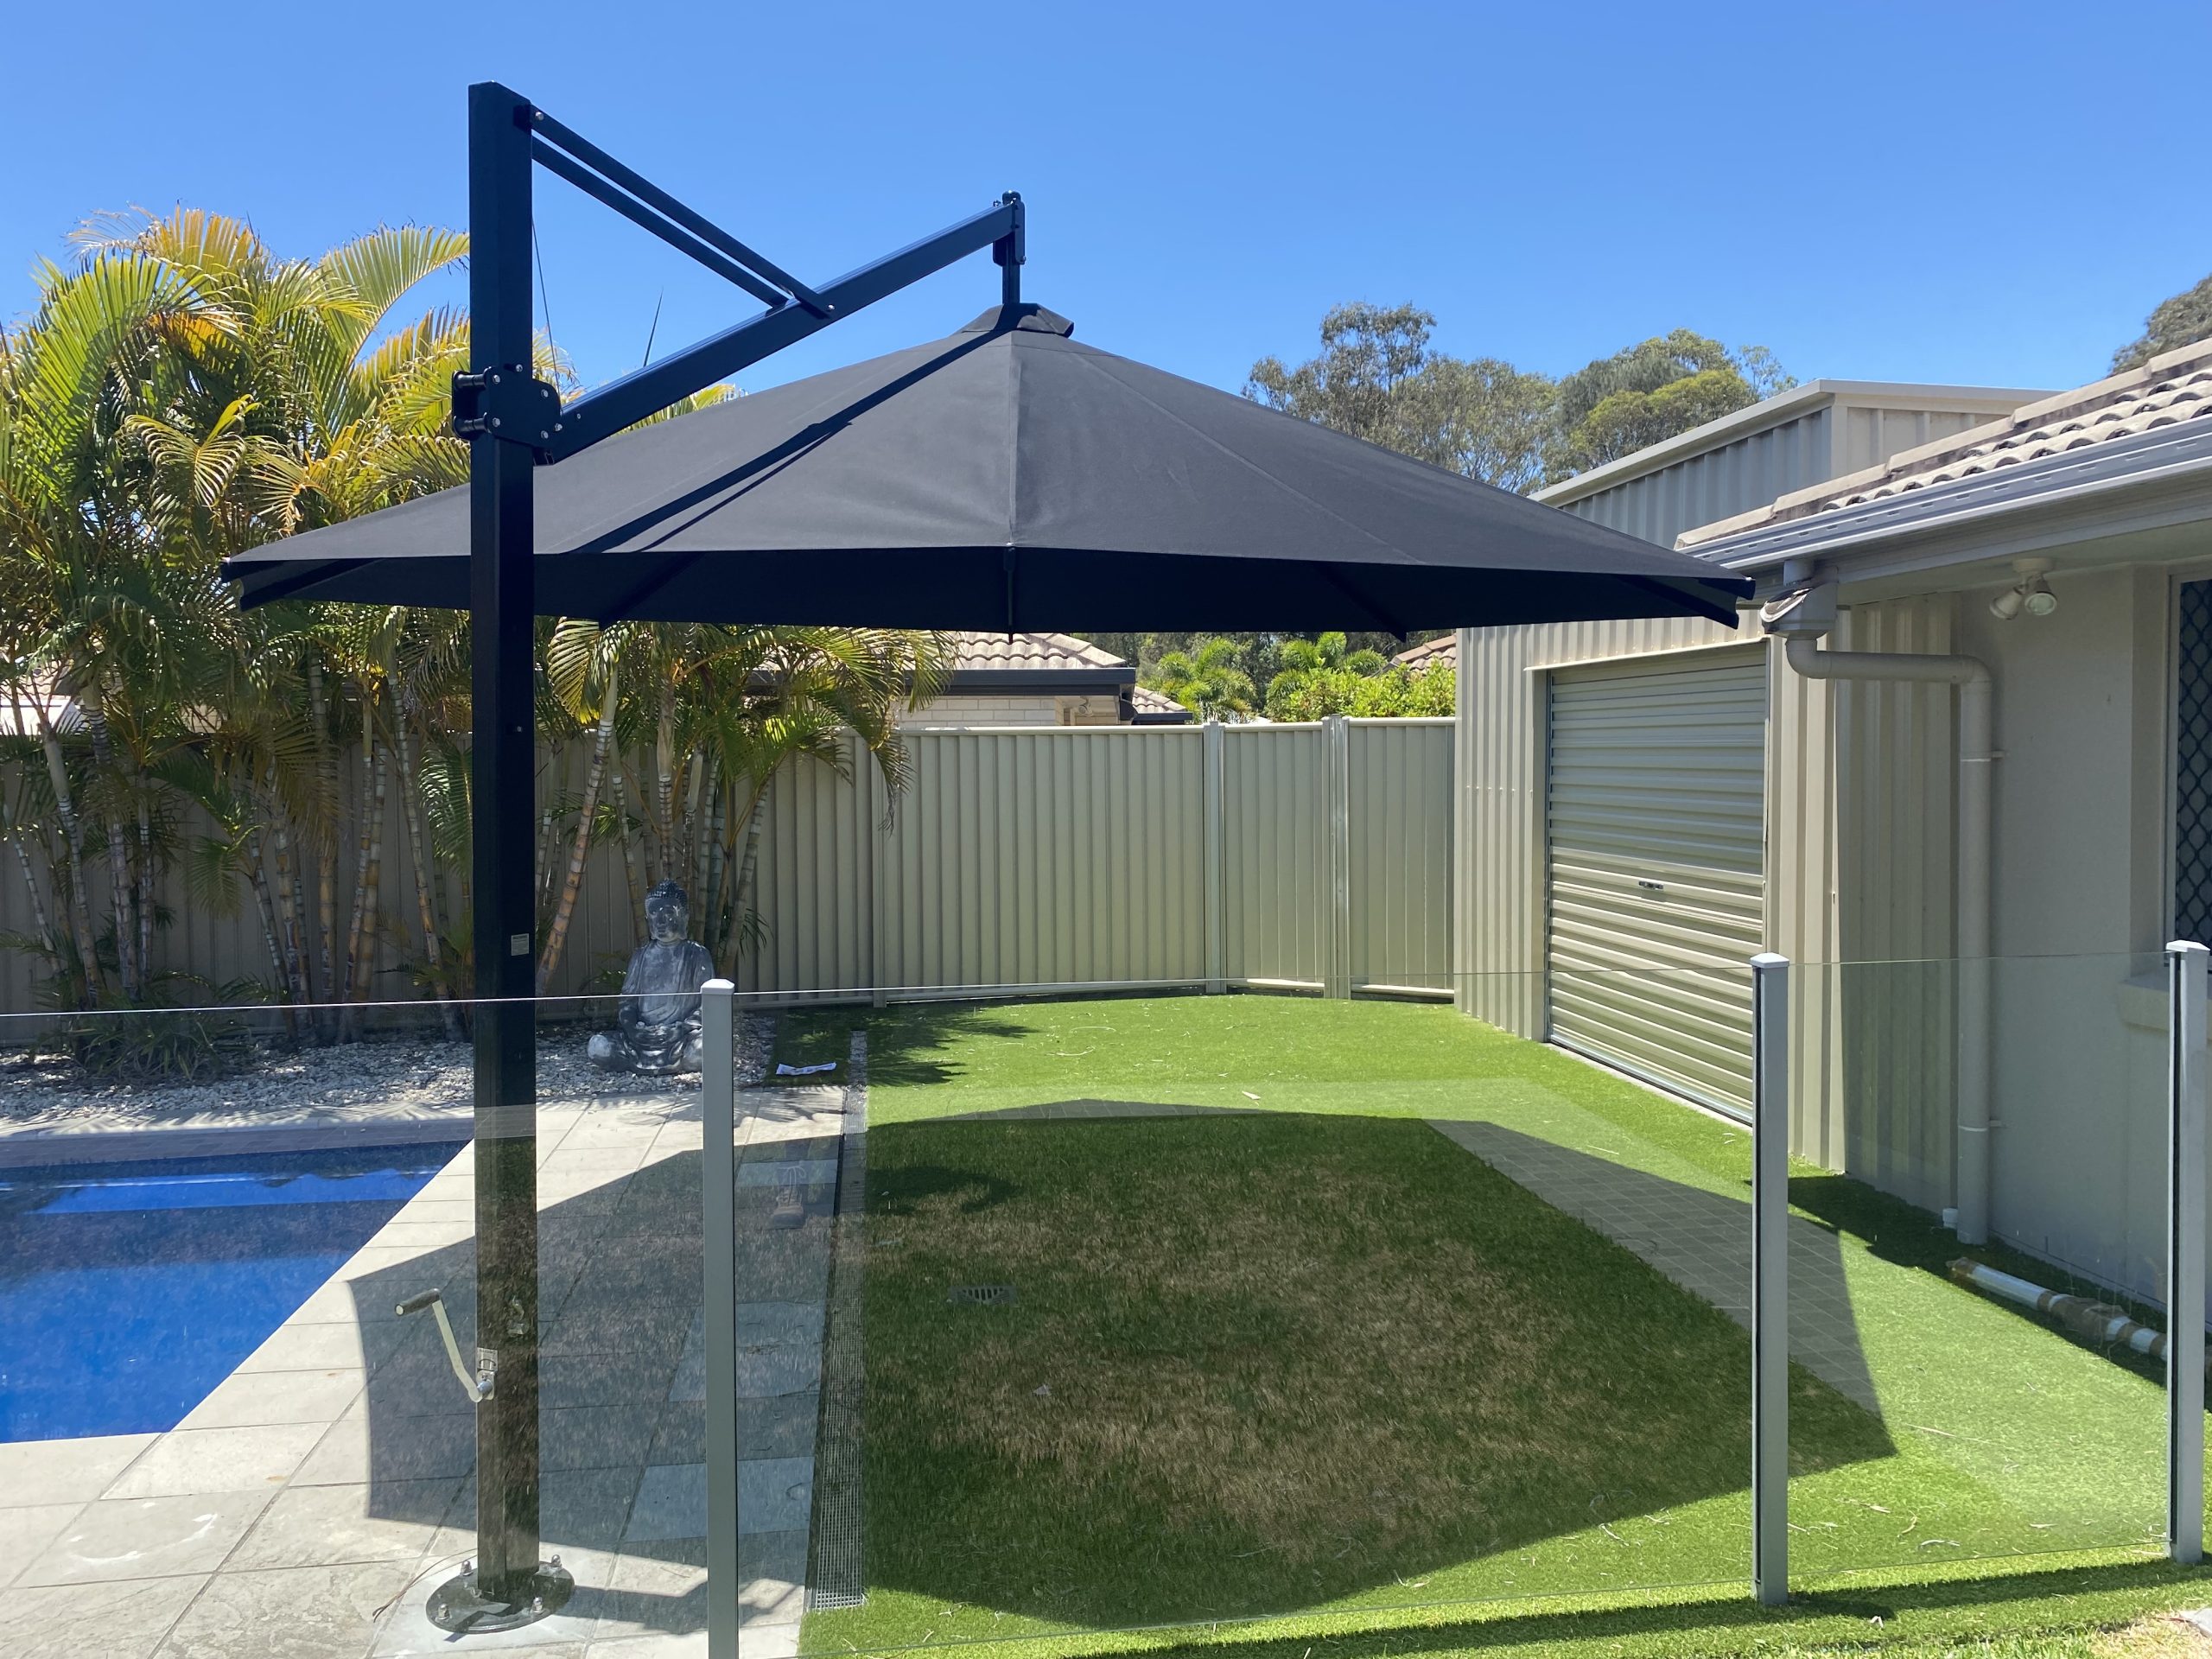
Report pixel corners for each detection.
[961,303,1073,339]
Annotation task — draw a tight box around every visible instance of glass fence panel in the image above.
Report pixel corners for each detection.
[1784,953,2171,1580]
[9,957,2182,1654]
[0,991,710,1655]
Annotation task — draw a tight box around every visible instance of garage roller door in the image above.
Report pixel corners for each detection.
[1546,652,1766,1116]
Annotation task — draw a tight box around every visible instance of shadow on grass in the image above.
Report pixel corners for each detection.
[1139,1556,2207,1659]
[1789,1173,2172,1389]
[769,1001,1054,1090]
[847,1110,1893,1636]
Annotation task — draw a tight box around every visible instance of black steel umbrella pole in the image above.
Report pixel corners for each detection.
[224,79,1750,1633]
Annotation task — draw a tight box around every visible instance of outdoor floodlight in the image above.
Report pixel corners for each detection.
[1990,557,2057,620]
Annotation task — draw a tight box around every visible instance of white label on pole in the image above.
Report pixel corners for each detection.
[509,931,531,957]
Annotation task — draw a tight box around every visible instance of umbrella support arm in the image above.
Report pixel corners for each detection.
[467,80,1025,461]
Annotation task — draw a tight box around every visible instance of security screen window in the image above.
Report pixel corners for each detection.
[2176,580,2212,944]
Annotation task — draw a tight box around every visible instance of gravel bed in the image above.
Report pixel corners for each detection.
[0,1011,778,1131]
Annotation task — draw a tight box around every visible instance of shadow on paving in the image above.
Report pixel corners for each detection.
[843,1109,1895,1635]
[342,1139,711,1637]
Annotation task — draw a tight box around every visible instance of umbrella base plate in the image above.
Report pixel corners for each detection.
[427,1559,575,1632]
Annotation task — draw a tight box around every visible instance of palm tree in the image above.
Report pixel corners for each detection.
[1149,637,1257,721]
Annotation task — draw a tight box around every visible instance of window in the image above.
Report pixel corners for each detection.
[2175,581,2212,944]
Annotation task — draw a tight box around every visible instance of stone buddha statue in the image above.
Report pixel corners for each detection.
[588,880,716,1074]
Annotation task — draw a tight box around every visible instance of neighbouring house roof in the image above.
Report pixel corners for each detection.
[0,690,81,738]
[1391,634,1458,673]
[1681,341,2212,550]
[938,630,1137,694]
[1532,378,2047,512]
[1128,685,1192,724]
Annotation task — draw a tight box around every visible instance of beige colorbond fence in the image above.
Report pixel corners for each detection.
[741,715,1454,1002]
[0,717,1452,1015]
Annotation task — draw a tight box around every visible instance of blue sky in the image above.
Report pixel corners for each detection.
[5,0,2207,403]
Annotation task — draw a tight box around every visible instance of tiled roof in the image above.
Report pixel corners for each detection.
[1681,340,2212,547]
[1128,684,1188,716]
[1393,634,1458,672]
[942,631,1128,671]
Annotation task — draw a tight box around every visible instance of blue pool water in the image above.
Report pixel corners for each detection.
[0,1141,462,1442]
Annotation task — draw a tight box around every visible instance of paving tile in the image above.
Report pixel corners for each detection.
[290,1409,477,1487]
[0,1571,207,1659]
[156,1559,419,1659]
[540,1351,683,1412]
[588,1633,705,1657]
[439,1465,644,1554]
[621,1459,810,1544]
[181,1368,366,1430]
[0,1505,84,1589]
[734,1160,837,1188]
[236,1324,375,1375]
[226,1478,461,1570]
[105,1424,327,1499]
[0,1433,157,1506]
[19,1489,276,1586]
[621,1465,705,1543]
[543,1406,658,1472]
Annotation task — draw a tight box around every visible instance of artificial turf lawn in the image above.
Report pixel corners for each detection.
[782,994,2190,1656]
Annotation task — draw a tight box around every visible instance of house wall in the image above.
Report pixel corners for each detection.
[1455,562,2205,1313]
[1947,563,2177,1302]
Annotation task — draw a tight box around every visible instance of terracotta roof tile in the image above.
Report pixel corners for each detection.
[941,631,1128,671]
[1392,634,1458,671]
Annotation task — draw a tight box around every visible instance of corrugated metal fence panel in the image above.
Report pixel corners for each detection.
[876,728,1209,993]
[0,720,1458,1018]
[1546,652,1768,1115]
[1347,719,1454,990]
[736,744,873,997]
[1221,725,1329,986]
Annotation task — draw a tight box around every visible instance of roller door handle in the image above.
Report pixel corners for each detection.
[1637,879,1665,892]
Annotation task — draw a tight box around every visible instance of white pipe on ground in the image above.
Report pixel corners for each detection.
[1950,1257,2174,1361]
[1770,575,1994,1245]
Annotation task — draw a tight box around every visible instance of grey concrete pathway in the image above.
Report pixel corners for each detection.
[1429,1117,1882,1412]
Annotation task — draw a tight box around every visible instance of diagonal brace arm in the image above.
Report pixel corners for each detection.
[543,194,1021,460]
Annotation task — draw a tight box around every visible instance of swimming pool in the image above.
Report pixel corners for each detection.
[0,1141,463,1441]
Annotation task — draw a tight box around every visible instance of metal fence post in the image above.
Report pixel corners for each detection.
[1325,715,1351,999]
[1750,951,1790,1606]
[701,980,741,1658]
[1204,721,1227,995]
[2169,940,2207,1566]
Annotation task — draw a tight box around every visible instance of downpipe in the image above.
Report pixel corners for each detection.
[1768,574,1995,1245]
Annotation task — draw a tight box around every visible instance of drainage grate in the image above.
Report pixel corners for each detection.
[809,1030,870,1613]
[945,1283,1018,1306]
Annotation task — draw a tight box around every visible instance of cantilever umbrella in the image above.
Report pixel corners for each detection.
[218,79,1753,1642]
[226,303,1749,630]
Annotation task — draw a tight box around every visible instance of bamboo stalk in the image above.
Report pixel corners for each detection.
[540,657,619,991]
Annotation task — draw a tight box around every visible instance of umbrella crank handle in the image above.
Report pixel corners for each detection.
[395,1289,494,1404]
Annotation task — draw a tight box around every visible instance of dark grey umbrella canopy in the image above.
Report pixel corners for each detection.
[225,305,1750,632]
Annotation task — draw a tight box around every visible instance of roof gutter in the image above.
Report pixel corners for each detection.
[1701,428,2212,578]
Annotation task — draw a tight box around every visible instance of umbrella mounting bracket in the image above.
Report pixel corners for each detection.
[451,365,563,455]
[494,85,1026,463]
